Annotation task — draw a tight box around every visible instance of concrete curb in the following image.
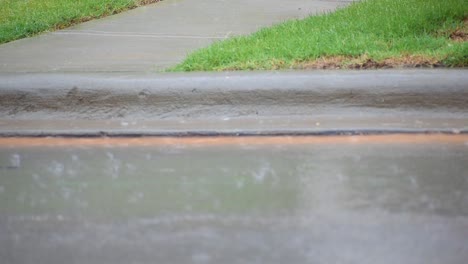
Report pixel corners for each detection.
[1,69,467,135]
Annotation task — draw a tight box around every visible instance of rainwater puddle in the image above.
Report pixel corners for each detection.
[0,139,467,264]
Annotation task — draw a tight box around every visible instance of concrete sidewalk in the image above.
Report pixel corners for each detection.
[0,0,351,73]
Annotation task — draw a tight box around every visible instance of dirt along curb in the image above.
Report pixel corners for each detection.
[0,69,467,136]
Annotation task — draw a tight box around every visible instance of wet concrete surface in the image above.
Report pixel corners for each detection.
[1,70,467,136]
[0,135,467,264]
[0,0,351,73]
[1,114,467,137]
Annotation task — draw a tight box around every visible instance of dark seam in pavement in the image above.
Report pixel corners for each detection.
[0,129,466,138]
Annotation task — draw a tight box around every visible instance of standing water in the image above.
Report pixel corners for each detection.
[0,136,467,264]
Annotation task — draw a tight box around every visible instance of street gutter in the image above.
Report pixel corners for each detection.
[1,69,467,136]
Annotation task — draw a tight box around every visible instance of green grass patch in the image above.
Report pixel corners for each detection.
[0,0,160,44]
[171,0,468,71]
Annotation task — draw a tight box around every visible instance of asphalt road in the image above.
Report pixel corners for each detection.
[1,134,467,264]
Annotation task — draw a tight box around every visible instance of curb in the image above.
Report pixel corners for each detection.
[1,69,467,135]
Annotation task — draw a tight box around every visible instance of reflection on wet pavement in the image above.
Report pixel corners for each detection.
[0,137,467,264]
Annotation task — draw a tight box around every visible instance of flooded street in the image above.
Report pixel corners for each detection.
[1,135,467,264]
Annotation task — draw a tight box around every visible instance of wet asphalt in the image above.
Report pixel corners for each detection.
[1,135,468,264]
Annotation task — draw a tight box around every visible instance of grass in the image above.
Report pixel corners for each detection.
[171,0,468,71]
[0,0,160,44]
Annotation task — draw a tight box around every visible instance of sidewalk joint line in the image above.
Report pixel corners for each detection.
[53,30,226,39]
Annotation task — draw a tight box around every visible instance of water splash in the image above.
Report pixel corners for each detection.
[252,162,274,183]
[106,152,121,179]
[47,160,64,177]
[10,153,21,168]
